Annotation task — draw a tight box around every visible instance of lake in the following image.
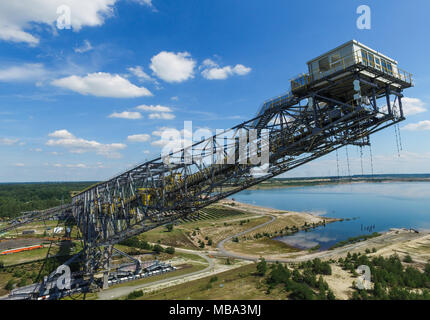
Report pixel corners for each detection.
[233,182,430,250]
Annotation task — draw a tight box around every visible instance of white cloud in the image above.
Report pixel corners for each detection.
[0,138,19,145]
[131,0,155,10]
[137,104,173,113]
[201,60,252,80]
[137,104,175,120]
[0,0,118,45]
[380,97,427,117]
[201,59,218,68]
[109,111,142,119]
[53,163,88,168]
[150,51,196,83]
[127,134,151,142]
[46,129,126,158]
[51,72,152,98]
[149,112,175,120]
[402,97,427,116]
[74,40,93,53]
[0,63,48,82]
[49,129,74,139]
[128,66,154,82]
[402,120,430,131]
[14,163,25,167]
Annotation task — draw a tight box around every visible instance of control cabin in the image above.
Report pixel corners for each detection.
[291,40,413,101]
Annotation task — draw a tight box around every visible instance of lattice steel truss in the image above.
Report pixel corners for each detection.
[1,58,413,296]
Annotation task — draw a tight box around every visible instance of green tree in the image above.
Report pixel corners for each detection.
[403,255,413,263]
[326,289,336,300]
[165,247,175,255]
[5,279,15,291]
[152,244,164,254]
[256,258,267,276]
[165,224,174,232]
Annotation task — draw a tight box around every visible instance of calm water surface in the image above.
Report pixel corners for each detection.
[233,182,430,250]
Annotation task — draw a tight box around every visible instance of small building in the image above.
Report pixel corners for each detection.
[291,40,412,94]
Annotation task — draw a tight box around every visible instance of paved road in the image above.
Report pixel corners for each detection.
[97,247,214,300]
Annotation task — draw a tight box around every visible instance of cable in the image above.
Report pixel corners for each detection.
[369,144,374,177]
[335,149,340,181]
[345,145,351,180]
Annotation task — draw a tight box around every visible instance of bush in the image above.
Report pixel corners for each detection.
[199,242,205,249]
[210,276,218,283]
[127,290,143,299]
[0,261,4,269]
[207,239,213,246]
[5,279,15,291]
[18,277,28,287]
[256,258,267,276]
[165,247,175,255]
[403,255,413,263]
[165,224,174,232]
[152,244,164,254]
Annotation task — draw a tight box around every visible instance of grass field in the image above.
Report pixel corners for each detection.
[225,238,299,256]
[137,204,264,250]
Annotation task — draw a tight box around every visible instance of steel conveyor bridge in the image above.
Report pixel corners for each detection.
[0,43,413,298]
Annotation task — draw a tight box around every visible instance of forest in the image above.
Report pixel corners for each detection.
[0,182,95,218]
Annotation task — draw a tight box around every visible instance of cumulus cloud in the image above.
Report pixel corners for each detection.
[137,104,172,113]
[74,40,93,53]
[150,51,196,83]
[127,134,151,142]
[46,129,126,158]
[200,59,251,80]
[148,112,175,120]
[0,63,48,82]
[380,97,426,117]
[0,0,119,45]
[109,111,142,119]
[402,97,427,116]
[51,72,152,98]
[402,120,430,131]
[137,104,175,120]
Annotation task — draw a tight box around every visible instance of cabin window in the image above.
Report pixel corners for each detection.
[318,56,330,72]
[367,53,375,67]
[330,53,342,69]
[375,57,382,71]
[381,59,387,72]
[361,50,368,65]
[387,62,393,75]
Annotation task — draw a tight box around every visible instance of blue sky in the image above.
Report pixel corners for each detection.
[0,0,429,182]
